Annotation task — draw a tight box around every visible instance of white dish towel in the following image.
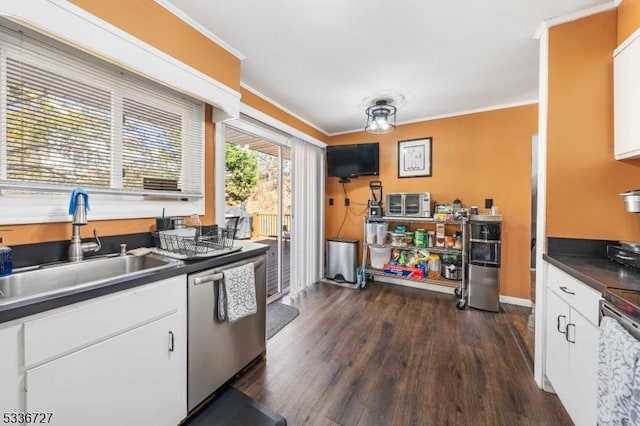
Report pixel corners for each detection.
[217,263,257,324]
[597,316,640,425]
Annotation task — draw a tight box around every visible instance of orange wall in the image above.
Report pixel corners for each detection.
[618,0,640,44]
[326,105,537,299]
[69,0,241,91]
[546,10,640,240]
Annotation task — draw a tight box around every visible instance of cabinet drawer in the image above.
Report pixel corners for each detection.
[24,275,185,368]
[547,264,601,325]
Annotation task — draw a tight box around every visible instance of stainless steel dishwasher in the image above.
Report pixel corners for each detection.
[187,253,267,412]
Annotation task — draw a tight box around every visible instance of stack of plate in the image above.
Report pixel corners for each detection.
[620,241,640,253]
[608,242,640,269]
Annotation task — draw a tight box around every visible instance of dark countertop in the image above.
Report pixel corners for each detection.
[543,253,640,293]
[0,240,269,324]
[543,237,640,303]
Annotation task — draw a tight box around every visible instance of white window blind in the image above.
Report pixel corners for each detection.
[0,24,205,223]
[6,57,113,188]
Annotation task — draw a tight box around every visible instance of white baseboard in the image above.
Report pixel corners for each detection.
[500,295,533,308]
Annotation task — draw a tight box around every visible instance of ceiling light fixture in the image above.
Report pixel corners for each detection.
[365,99,397,134]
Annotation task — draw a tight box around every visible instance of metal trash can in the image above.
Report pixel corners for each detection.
[326,238,358,284]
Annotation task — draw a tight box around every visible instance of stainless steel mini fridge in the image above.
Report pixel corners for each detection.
[326,238,358,284]
[467,219,502,312]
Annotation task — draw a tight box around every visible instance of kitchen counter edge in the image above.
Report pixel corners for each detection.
[0,241,269,324]
[543,253,640,295]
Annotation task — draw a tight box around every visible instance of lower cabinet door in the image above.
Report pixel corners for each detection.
[567,308,599,426]
[25,313,186,426]
[545,289,571,402]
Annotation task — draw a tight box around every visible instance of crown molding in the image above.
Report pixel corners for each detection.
[239,102,327,148]
[240,82,329,136]
[534,0,618,40]
[154,0,245,60]
[614,25,640,56]
[328,99,538,137]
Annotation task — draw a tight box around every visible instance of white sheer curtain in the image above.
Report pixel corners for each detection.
[289,138,325,296]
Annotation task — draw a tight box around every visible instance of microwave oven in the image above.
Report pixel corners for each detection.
[385,192,431,217]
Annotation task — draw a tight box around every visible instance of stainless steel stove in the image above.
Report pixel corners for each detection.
[603,287,640,323]
[602,244,640,333]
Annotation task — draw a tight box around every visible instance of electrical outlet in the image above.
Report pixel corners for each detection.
[329,198,334,206]
[485,198,493,209]
[345,198,350,206]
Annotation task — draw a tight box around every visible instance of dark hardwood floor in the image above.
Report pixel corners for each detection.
[233,281,570,426]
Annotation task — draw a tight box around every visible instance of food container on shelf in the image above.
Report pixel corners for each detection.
[390,232,407,247]
[405,232,414,245]
[445,235,455,248]
[441,263,460,280]
[414,229,426,248]
[454,208,469,221]
[436,223,445,247]
[369,245,391,269]
[427,231,435,247]
[375,222,389,244]
[366,222,377,244]
[427,254,441,279]
[454,232,463,249]
[441,253,460,265]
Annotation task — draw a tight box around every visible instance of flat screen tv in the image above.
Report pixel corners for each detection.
[326,142,379,180]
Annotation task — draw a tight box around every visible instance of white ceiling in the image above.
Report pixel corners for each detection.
[163,0,613,136]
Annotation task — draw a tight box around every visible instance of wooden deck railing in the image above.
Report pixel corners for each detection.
[253,213,292,238]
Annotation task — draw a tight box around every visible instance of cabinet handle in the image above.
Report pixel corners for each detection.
[565,324,576,344]
[168,331,175,352]
[557,315,567,334]
[559,286,575,295]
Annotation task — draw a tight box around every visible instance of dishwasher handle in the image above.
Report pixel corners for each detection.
[192,258,265,286]
[194,273,224,285]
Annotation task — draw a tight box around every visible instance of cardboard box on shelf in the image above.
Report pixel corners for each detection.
[382,264,425,278]
[436,223,445,247]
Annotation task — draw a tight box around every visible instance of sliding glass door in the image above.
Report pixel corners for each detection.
[222,122,291,301]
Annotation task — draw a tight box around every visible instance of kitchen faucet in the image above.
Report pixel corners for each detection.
[68,192,101,262]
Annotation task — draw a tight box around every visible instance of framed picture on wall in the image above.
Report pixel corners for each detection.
[398,137,432,178]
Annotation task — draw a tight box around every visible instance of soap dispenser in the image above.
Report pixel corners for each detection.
[0,237,13,277]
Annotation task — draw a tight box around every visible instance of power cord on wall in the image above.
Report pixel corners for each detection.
[335,182,368,238]
[336,182,349,238]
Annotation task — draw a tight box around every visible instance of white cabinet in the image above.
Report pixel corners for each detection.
[0,322,22,413]
[0,274,187,426]
[544,263,600,426]
[614,30,640,159]
[26,312,183,426]
[545,289,571,401]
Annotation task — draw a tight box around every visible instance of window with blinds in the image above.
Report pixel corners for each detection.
[6,58,113,188]
[0,23,205,223]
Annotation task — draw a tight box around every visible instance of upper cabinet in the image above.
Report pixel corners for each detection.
[614,30,640,159]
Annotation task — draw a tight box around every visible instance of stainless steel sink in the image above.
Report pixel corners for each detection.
[0,254,181,304]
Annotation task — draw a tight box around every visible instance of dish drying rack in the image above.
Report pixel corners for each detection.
[152,227,237,260]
